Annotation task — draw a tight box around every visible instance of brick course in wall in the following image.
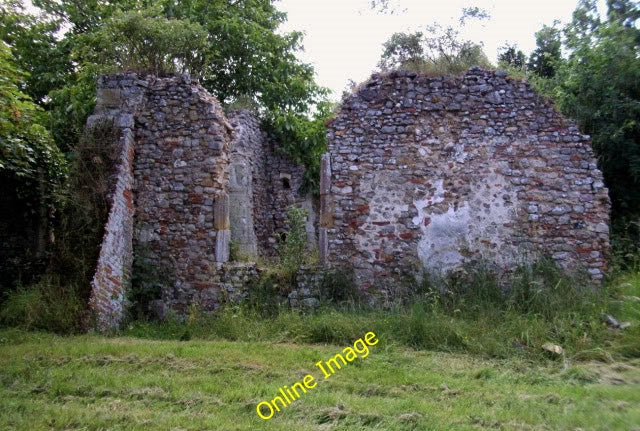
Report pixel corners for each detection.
[87,74,144,330]
[322,67,611,287]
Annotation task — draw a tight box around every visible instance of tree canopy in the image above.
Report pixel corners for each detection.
[532,0,640,228]
[0,42,66,205]
[1,0,327,151]
[377,8,492,75]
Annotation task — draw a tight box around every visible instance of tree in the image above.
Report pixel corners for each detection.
[378,31,424,71]
[497,43,527,69]
[377,8,492,75]
[76,7,210,76]
[532,0,640,255]
[0,42,67,291]
[266,100,335,194]
[0,1,72,104]
[558,1,640,217]
[0,42,66,201]
[527,23,562,78]
[2,0,327,149]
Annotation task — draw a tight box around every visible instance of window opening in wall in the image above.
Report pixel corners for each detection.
[279,173,292,190]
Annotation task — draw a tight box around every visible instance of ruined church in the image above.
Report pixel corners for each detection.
[87,67,610,329]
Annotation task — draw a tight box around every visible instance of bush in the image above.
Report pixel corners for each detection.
[78,7,209,76]
[319,268,363,306]
[48,118,121,303]
[122,259,640,362]
[0,275,84,333]
[128,244,174,321]
[278,206,309,281]
[404,258,603,321]
[508,258,601,319]
[245,272,285,318]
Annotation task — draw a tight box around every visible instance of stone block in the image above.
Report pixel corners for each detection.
[216,229,230,263]
[214,192,230,230]
[95,88,123,112]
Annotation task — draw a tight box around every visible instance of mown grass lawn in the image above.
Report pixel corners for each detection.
[1,329,639,431]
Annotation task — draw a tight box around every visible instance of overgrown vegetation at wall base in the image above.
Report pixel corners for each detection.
[1,119,122,332]
[125,263,640,363]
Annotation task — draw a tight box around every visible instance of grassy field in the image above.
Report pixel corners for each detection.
[1,328,639,430]
[1,267,639,429]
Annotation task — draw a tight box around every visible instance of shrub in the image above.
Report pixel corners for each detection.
[49,118,121,303]
[278,206,309,280]
[0,275,84,333]
[128,244,172,321]
[245,272,285,318]
[507,258,601,319]
[319,268,363,306]
[78,7,209,76]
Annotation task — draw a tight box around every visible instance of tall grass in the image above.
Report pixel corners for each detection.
[0,274,85,333]
[125,260,640,362]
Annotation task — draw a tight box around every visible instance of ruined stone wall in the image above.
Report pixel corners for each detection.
[228,111,271,256]
[264,142,317,249]
[133,75,233,313]
[88,75,144,330]
[88,74,316,323]
[228,110,317,254]
[323,67,610,287]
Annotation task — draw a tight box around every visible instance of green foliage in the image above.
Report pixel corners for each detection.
[278,206,309,279]
[27,0,325,112]
[48,119,121,298]
[3,327,640,430]
[157,0,326,112]
[128,245,173,320]
[405,259,602,322]
[0,274,84,332]
[266,101,334,194]
[377,8,492,75]
[0,43,66,199]
[378,31,424,71]
[319,268,362,305]
[2,0,330,193]
[77,7,209,76]
[527,23,563,78]
[123,263,640,362]
[120,257,639,362]
[508,259,597,319]
[46,65,99,153]
[245,273,284,318]
[497,43,527,70]
[0,41,67,292]
[0,1,72,104]
[243,206,315,316]
[530,0,640,251]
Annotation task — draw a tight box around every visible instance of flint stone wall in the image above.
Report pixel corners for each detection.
[228,110,316,254]
[88,73,315,324]
[323,67,611,287]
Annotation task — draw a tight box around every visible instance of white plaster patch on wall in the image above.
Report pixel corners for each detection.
[415,170,521,273]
